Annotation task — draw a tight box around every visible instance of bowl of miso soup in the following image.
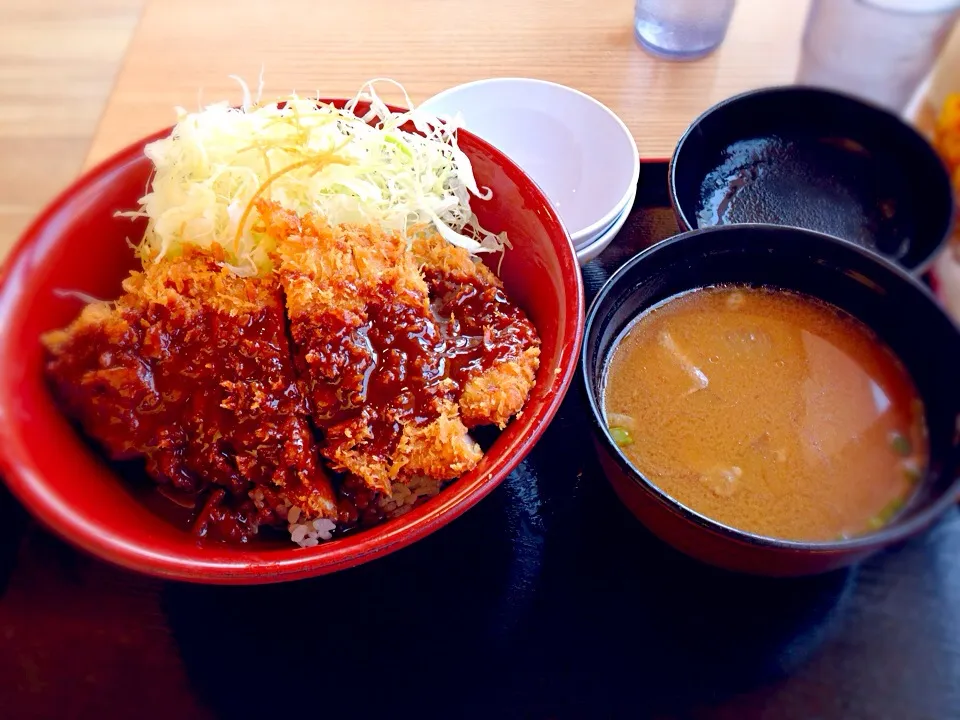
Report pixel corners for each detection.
[582,225,960,576]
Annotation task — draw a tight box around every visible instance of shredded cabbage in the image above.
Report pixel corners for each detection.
[124,78,506,276]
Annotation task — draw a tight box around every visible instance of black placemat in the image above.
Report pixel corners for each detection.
[0,483,27,596]
[162,163,960,719]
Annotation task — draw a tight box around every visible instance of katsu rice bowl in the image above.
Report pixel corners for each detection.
[0,85,583,583]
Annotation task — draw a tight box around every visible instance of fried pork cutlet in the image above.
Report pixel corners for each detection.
[259,200,483,498]
[43,248,336,543]
[411,234,541,429]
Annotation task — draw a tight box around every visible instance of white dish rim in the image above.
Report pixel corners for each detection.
[576,184,638,264]
[420,77,641,243]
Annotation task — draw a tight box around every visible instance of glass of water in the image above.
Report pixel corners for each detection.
[798,0,960,113]
[634,0,738,60]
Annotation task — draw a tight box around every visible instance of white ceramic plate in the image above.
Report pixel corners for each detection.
[572,198,622,249]
[576,185,637,265]
[420,78,640,245]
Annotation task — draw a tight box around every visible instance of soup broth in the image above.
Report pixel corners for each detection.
[602,285,926,542]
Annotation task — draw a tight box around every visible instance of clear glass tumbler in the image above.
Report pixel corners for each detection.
[634,0,738,60]
[798,0,960,113]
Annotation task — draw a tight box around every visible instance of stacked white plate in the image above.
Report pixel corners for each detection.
[419,78,640,265]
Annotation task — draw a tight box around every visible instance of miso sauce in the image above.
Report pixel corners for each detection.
[603,286,926,541]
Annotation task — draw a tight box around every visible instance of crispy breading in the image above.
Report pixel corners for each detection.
[43,301,158,461]
[412,233,541,428]
[260,199,428,420]
[258,200,484,494]
[390,400,483,479]
[43,249,336,539]
[46,205,543,539]
[459,347,541,428]
[411,231,503,285]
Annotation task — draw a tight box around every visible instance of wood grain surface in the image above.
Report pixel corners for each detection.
[0,0,143,259]
[4,2,959,719]
[0,5,203,718]
[84,0,812,168]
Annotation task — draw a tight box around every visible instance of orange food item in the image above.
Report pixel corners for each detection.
[934,93,960,204]
[260,201,540,494]
[44,208,542,543]
[43,249,337,544]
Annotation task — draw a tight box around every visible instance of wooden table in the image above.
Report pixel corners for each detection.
[0,0,143,259]
[9,1,960,719]
[84,0,812,168]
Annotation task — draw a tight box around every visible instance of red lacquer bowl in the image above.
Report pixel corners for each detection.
[0,102,584,583]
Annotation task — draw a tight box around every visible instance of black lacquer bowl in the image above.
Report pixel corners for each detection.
[583,224,960,576]
[670,86,954,274]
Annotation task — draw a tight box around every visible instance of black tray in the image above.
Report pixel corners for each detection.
[13,163,960,719]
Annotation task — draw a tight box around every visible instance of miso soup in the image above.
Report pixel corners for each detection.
[602,285,926,542]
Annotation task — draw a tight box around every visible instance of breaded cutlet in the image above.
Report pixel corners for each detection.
[43,248,336,542]
[411,234,541,429]
[259,200,483,495]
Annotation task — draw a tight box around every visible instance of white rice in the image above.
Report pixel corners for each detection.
[378,475,442,516]
[287,516,337,547]
[248,488,338,548]
[281,475,443,548]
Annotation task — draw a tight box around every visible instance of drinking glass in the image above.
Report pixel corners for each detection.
[634,0,738,60]
[798,0,960,113]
